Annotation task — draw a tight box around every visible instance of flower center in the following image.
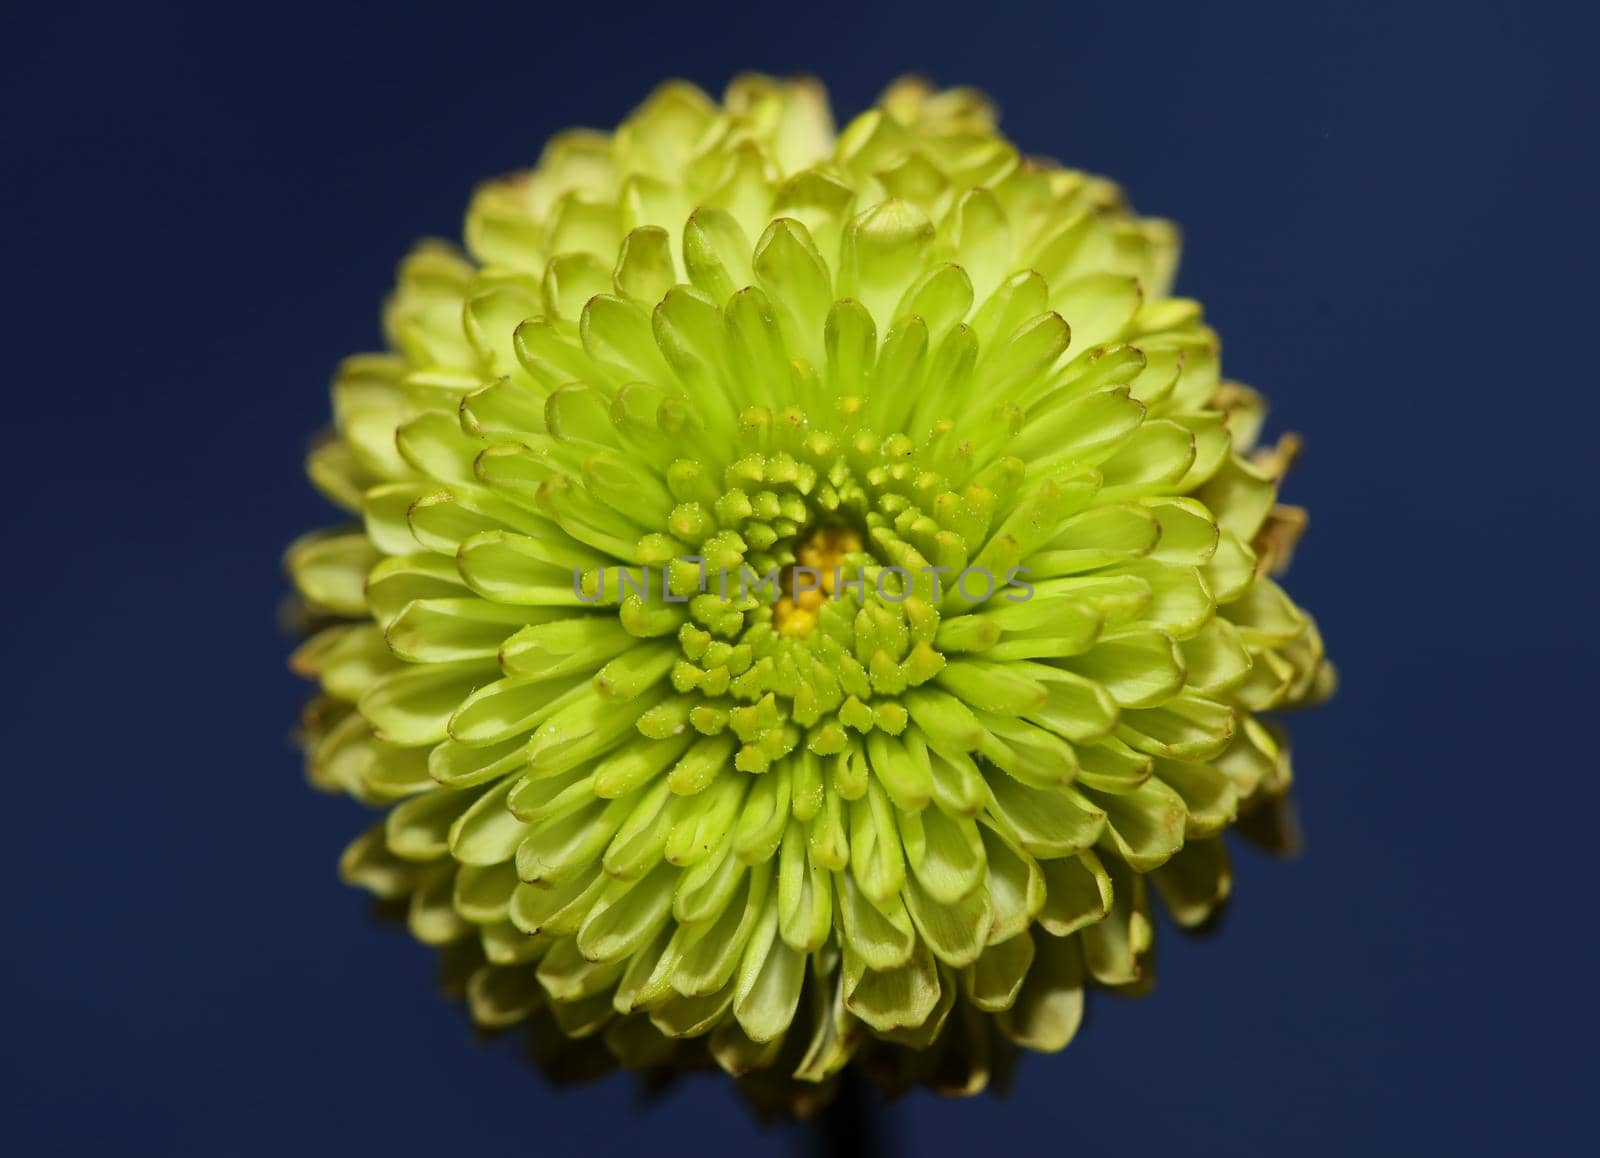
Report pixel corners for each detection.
[773,525,865,638]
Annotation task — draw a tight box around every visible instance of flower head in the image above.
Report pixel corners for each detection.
[289,75,1333,1108]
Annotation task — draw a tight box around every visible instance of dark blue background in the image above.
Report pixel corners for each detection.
[7,1,1596,1153]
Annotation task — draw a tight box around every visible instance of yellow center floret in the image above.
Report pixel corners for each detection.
[773,526,864,639]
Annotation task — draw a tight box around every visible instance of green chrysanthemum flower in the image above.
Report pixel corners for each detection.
[288,75,1333,1108]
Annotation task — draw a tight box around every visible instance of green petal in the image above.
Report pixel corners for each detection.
[1037,850,1113,937]
[977,821,1046,943]
[843,936,941,1034]
[453,861,519,924]
[672,861,769,997]
[386,786,479,861]
[900,804,986,904]
[1079,865,1152,987]
[838,198,935,325]
[732,888,807,1042]
[576,861,678,964]
[407,863,470,945]
[285,530,378,616]
[508,866,605,937]
[963,931,1034,1012]
[448,777,529,866]
[837,870,915,972]
[466,964,542,1028]
[905,871,990,967]
[776,823,832,951]
[537,936,626,1002]
[385,598,539,664]
[1151,836,1231,927]
[1117,692,1235,761]
[1087,777,1188,872]
[985,776,1104,858]
[996,931,1083,1051]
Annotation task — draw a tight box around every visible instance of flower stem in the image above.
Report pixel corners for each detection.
[814,1070,885,1158]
